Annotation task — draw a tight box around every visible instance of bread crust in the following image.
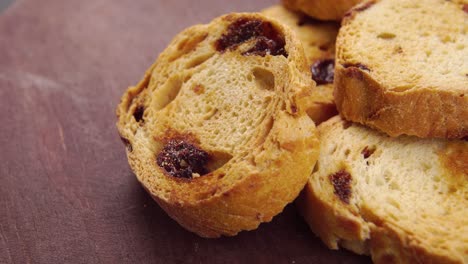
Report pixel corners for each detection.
[297,116,468,264]
[116,13,320,237]
[282,0,363,21]
[335,0,468,139]
[334,63,468,138]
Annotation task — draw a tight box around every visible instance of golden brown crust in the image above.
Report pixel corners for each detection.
[334,63,468,138]
[368,224,463,264]
[282,0,363,21]
[296,181,370,251]
[134,112,320,237]
[298,116,468,264]
[116,13,320,237]
[335,0,468,139]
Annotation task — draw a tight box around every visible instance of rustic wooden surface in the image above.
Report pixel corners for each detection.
[0,0,371,263]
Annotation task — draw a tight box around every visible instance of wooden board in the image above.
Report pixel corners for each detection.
[0,0,371,263]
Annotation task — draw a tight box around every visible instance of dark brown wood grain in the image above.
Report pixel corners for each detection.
[0,0,371,263]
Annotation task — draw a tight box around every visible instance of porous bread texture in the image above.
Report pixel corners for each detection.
[297,116,468,264]
[282,0,363,21]
[335,0,468,139]
[116,13,320,237]
[262,5,339,124]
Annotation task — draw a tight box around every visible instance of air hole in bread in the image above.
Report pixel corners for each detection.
[447,185,457,194]
[206,151,233,173]
[377,32,396,39]
[126,75,150,112]
[168,33,208,62]
[387,197,401,209]
[252,67,275,91]
[375,177,385,186]
[133,105,145,122]
[361,146,376,159]
[152,76,182,110]
[330,145,337,154]
[421,162,431,173]
[202,107,218,120]
[312,161,320,173]
[185,53,213,69]
[389,181,400,190]
[263,96,272,108]
[280,101,287,111]
[344,149,351,156]
[120,136,132,152]
[392,85,412,92]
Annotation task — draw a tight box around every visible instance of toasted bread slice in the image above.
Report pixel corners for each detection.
[335,0,468,139]
[282,0,363,21]
[116,13,320,237]
[297,116,468,263]
[262,5,339,124]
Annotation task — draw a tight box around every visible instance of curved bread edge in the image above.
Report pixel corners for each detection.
[334,0,468,139]
[297,116,468,263]
[282,0,363,21]
[117,12,320,237]
[334,63,468,138]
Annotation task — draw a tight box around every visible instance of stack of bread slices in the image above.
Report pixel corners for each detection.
[117,0,467,263]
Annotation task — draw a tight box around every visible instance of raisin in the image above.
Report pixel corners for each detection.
[133,105,145,122]
[215,18,287,57]
[156,139,209,179]
[329,170,352,203]
[243,36,286,57]
[311,59,335,85]
[463,4,468,13]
